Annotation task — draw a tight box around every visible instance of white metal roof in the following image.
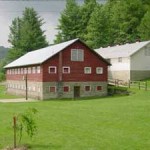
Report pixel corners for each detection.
[4,39,79,68]
[95,41,150,59]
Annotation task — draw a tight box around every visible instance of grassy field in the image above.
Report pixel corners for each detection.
[0,86,150,149]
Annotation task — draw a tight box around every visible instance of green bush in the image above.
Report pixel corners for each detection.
[0,72,5,82]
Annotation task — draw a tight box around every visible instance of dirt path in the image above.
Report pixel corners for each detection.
[0,98,38,103]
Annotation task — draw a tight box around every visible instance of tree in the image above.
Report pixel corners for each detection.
[8,7,48,61]
[86,4,110,48]
[54,0,81,43]
[138,7,150,40]
[79,0,97,41]
[109,0,145,44]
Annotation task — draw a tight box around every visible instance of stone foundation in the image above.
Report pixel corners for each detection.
[6,80,108,100]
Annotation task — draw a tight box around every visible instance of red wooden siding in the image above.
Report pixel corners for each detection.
[6,40,108,82]
[6,65,43,82]
[42,40,108,82]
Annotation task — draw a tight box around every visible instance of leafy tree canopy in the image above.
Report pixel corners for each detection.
[8,7,48,61]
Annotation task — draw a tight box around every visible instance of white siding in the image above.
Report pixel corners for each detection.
[131,43,150,71]
[109,57,130,71]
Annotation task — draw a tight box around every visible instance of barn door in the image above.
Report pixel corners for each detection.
[74,86,80,98]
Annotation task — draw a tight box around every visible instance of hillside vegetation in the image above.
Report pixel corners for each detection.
[0,46,9,60]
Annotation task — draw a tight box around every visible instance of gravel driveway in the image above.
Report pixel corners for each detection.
[0,98,38,103]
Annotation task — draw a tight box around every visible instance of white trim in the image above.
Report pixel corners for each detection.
[63,86,70,92]
[63,66,70,74]
[84,67,91,74]
[49,66,57,74]
[96,67,103,74]
[49,86,56,92]
[32,67,36,74]
[71,49,84,61]
[37,66,41,74]
[28,67,31,74]
[84,85,91,91]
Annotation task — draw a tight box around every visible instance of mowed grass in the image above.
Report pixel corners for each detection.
[0,89,150,149]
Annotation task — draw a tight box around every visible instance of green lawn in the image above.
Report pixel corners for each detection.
[0,87,150,149]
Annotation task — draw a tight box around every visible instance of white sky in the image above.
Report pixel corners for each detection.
[0,0,106,48]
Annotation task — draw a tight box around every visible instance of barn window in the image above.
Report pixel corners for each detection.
[15,69,18,74]
[18,68,20,74]
[37,66,41,74]
[63,67,70,74]
[32,67,36,74]
[64,86,69,92]
[85,86,91,91]
[7,70,9,74]
[97,86,102,91]
[21,68,23,74]
[84,67,91,74]
[49,86,56,92]
[71,49,84,61]
[24,68,27,74]
[28,67,31,74]
[96,67,103,74]
[49,66,57,74]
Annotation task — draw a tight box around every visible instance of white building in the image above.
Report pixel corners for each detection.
[95,41,150,82]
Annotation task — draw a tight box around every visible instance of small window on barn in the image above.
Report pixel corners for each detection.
[85,86,91,91]
[64,86,69,92]
[15,69,18,74]
[37,66,41,74]
[32,67,36,74]
[7,70,9,74]
[49,86,56,93]
[49,66,57,74]
[96,67,103,74]
[71,49,84,61]
[18,68,20,74]
[24,68,27,74]
[21,68,23,74]
[28,67,31,74]
[97,86,102,91]
[84,67,91,74]
[63,67,70,74]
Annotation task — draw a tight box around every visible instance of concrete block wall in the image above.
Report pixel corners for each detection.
[6,80,43,100]
[43,81,108,100]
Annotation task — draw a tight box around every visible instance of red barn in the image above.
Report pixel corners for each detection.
[4,39,110,100]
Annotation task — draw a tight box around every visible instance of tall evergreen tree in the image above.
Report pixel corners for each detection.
[80,0,97,41]
[86,4,110,48]
[8,7,48,61]
[8,17,23,60]
[54,0,81,44]
[138,7,150,40]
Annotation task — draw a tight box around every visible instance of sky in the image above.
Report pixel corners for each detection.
[0,0,106,48]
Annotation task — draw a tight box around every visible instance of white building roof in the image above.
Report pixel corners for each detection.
[95,41,150,59]
[4,39,79,68]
